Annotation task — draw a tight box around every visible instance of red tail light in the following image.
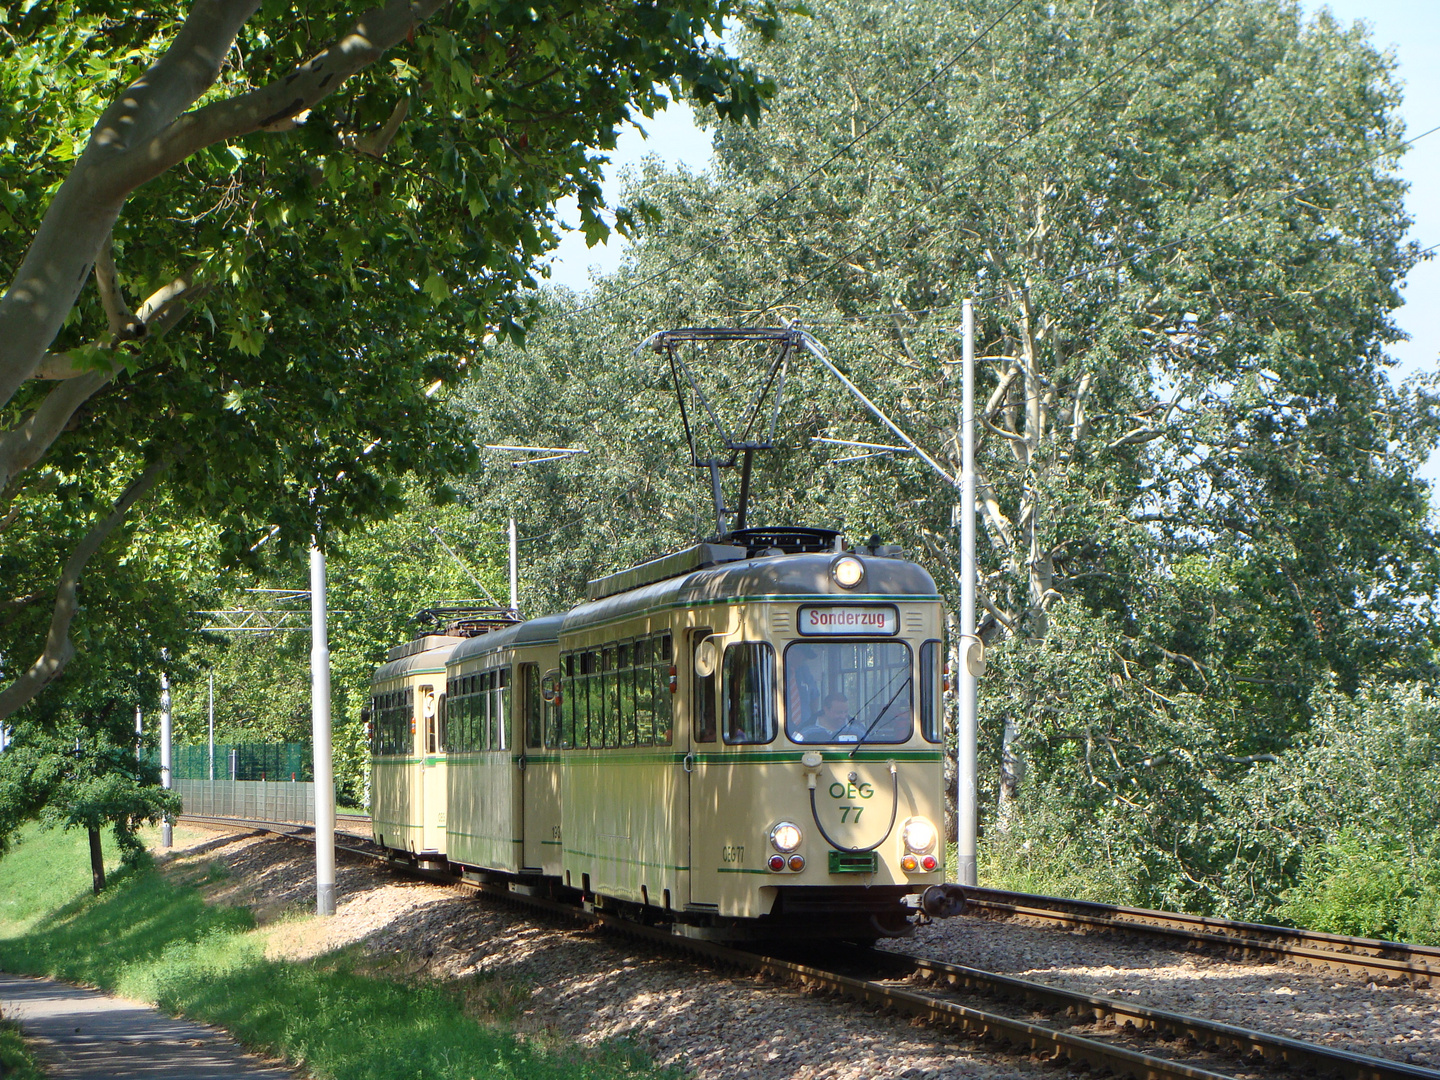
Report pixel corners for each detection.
[921,854,939,872]
[768,854,785,872]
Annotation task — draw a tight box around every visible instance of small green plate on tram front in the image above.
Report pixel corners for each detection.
[828,850,878,874]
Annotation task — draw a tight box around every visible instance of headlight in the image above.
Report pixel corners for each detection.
[770,821,803,853]
[830,555,865,589]
[902,818,937,854]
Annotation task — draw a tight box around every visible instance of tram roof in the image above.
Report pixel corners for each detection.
[448,611,565,666]
[371,636,464,684]
[562,551,938,633]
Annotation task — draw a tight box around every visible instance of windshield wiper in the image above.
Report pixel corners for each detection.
[848,675,912,758]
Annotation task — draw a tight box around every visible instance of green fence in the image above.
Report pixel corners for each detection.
[160,743,314,782]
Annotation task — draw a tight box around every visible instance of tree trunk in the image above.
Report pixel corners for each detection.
[88,827,106,893]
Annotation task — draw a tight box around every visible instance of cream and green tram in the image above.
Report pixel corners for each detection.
[369,634,461,860]
[552,538,953,940]
[443,615,562,876]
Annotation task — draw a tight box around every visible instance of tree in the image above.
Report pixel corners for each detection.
[0,469,208,864]
[0,0,783,716]
[169,480,512,801]
[459,0,1438,913]
[0,624,184,887]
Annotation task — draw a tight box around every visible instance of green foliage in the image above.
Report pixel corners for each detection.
[0,0,790,731]
[0,704,179,861]
[168,481,511,800]
[1279,830,1440,945]
[458,0,1439,924]
[0,825,681,1080]
[0,1019,45,1080]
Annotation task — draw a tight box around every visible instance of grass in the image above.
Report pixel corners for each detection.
[0,1019,46,1080]
[0,822,125,936]
[0,825,680,1080]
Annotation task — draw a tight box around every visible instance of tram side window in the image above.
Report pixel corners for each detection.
[655,632,674,744]
[481,671,491,750]
[581,650,599,748]
[370,694,384,754]
[422,686,437,754]
[598,647,616,748]
[723,642,777,745]
[481,672,494,751]
[693,630,717,743]
[601,647,614,749]
[616,644,635,747]
[633,640,654,746]
[920,641,942,743]
[451,679,463,753]
[559,655,575,748]
[458,676,473,753]
[438,692,448,752]
[497,667,510,751]
[522,664,541,749]
[479,671,491,751]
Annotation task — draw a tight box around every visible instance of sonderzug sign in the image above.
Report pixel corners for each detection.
[797,605,899,636]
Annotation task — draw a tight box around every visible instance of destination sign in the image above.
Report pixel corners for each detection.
[797,605,899,636]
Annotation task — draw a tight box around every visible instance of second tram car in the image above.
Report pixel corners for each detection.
[370,527,965,940]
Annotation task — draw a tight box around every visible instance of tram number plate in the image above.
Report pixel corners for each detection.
[798,605,898,635]
[828,850,878,874]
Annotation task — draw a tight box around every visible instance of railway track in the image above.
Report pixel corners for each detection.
[960,886,1440,987]
[175,814,1440,1080]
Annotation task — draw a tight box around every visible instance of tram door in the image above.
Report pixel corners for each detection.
[519,663,560,874]
[419,685,446,854]
[686,628,723,908]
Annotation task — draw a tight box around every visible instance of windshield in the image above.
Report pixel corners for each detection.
[784,640,913,745]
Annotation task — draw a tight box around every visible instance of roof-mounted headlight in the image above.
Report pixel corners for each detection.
[831,555,865,589]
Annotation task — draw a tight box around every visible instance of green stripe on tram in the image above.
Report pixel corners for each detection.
[522,749,939,764]
[717,867,774,875]
[390,749,940,764]
[446,831,523,845]
[563,847,689,873]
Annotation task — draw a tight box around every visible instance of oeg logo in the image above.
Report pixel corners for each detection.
[828,780,873,823]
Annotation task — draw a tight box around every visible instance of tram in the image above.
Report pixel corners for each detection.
[370,528,965,941]
[368,325,966,939]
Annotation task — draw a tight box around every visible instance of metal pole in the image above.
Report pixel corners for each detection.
[958,299,979,887]
[508,517,519,614]
[207,671,215,782]
[310,542,337,916]
[135,705,142,761]
[160,668,173,848]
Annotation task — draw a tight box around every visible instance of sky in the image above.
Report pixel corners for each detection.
[543,1,1440,402]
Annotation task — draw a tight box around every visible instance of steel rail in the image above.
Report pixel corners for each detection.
[961,886,1440,986]
[858,948,1438,1080]
[176,816,1438,1080]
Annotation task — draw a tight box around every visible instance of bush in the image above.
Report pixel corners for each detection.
[1279,829,1440,944]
